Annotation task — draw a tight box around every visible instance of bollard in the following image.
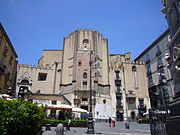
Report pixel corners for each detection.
[125,122,130,129]
[45,124,51,131]
[56,124,64,135]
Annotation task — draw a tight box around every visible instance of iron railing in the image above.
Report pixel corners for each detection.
[149,109,167,135]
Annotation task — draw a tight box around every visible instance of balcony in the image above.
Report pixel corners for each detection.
[74,98,81,104]
[0,65,6,72]
[7,72,10,76]
[116,88,122,93]
[10,56,13,61]
[80,87,89,91]
[115,76,121,80]
[5,72,11,80]
[157,64,164,69]
[3,47,8,55]
[146,59,150,64]
[147,70,152,75]
[138,104,146,108]
[116,91,122,94]
[156,51,161,56]
[115,80,121,84]
[138,105,147,114]
[116,102,123,108]
[92,99,96,105]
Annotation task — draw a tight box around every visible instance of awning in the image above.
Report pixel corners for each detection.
[46,104,72,111]
[72,107,88,113]
[46,105,88,113]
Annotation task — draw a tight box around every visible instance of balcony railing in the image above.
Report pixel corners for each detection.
[116,89,122,93]
[116,102,123,107]
[146,59,150,64]
[147,70,152,75]
[156,51,161,56]
[157,64,164,69]
[74,98,81,104]
[115,77,121,80]
[0,65,6,72]
[138,104,146,108]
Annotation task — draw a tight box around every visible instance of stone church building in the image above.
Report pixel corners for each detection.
[16,29,150,121]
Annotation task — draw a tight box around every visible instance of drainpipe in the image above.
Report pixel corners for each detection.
[122,66,128,121]
[53,62,58,94]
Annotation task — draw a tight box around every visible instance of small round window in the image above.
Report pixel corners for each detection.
[82,39,89,45]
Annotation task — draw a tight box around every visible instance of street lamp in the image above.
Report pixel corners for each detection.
[83,39,100,134]
[85,39,95,134]
[83,39,101,134]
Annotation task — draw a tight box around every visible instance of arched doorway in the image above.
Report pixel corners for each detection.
[18,79,30,97]
[116,111,123,121]
[131,111,135,121]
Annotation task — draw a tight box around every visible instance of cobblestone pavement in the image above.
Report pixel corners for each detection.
[43,122,151,135]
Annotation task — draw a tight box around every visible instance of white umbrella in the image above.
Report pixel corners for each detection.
[2,94,10,98]
[143,112,149,115]
[72,107,88,113]
[47,104,72,111]
[6,98,13,101]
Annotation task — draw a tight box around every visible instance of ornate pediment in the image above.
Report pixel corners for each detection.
[18,72,32,83]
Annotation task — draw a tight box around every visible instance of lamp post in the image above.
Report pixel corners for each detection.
[122,67,128,121]
[86,39,95,134]
[83,39,100,134]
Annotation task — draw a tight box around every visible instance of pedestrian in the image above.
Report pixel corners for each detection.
[111,117,115,127]
[66,119,71,131]
[108,117,112,127]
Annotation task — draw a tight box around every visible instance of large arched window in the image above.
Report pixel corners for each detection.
[132,65,137,72]
[83,72,87,79]
[132,65,138,88]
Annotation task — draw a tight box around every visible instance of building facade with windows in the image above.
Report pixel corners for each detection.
[0,23,18,96]
[109,54,150,121]
[135,29,173,110]
[16,29,150,121]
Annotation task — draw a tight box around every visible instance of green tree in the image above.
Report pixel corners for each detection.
[0,98,46,135]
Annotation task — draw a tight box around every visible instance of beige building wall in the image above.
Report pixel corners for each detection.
[61,34,75,85]
[38,50,63,67]
[16,61,62,96]
[61,30,110,88]
[121,62,150,120]
[109,53,131,119]
[109,53,150,121]
[61,31,110,92]
[109,69,117,118]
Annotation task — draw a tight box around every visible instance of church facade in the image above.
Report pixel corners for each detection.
[16,29,150,121]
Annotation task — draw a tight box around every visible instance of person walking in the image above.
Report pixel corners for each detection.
[111,117,115,127]
[108,117,112,127]
[66,119,71,131]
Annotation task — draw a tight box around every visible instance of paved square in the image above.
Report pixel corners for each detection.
[43,122,150,135]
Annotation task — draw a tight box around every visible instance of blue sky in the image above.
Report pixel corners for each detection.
[0,0,168,65]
